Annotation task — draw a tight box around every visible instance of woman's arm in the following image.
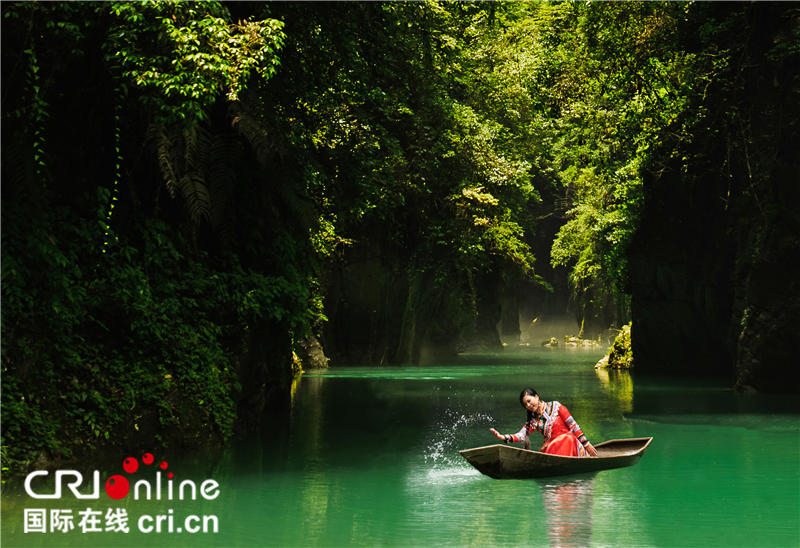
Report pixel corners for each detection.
[559,405,598,457]
[489,426,528,444]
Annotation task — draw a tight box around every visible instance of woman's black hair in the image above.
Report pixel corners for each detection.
[520,388,539,424]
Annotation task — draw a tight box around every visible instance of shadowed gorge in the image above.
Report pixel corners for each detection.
[2,1,798,477]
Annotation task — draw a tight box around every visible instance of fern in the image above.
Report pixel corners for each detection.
[148,95,320,248]
[149,124,212,226]
[179,174,211,225]
[229,97,318,231]
[229,98,279,167]
[150,125,179,199]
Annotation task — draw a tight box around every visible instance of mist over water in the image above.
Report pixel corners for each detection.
[2,347,798,548]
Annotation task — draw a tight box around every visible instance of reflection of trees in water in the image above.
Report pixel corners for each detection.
[539,475,595,548]
[596,368,634,415]
[290,376,332,543]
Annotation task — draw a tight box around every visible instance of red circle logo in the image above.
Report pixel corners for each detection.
[105,475,130,499]
[123,457,139,474]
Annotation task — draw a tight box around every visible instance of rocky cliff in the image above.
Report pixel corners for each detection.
[629,3,800,392]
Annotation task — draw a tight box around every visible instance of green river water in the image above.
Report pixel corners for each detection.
[2,347,798,547]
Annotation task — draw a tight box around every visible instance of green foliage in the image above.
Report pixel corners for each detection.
[531,2,798,304]
[106,1,285,125]
[1,186,315,467]
[535,3,688,291]
[248,2,545,340]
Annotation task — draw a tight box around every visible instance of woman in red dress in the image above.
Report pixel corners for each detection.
[490,388,598,457]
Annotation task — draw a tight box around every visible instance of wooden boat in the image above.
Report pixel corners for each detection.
[459,437,653,479]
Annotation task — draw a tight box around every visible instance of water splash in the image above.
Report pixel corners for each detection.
[423,407,495,469]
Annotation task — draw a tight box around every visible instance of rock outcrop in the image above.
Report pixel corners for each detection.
[596,323,633,370]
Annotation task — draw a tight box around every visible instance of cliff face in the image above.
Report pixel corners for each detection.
[629,159,799,392]
[732,160,800,393]
[628,172,738,378]
[629,3,800,392]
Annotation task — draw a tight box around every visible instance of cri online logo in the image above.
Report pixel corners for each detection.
[25,453,219,501]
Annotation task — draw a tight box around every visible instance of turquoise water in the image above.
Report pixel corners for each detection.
[2,347,799,547]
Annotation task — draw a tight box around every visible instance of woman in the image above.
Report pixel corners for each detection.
[490,388,598,457]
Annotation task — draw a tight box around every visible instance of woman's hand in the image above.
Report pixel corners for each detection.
[489,428,505,440]
[585,442,598,457]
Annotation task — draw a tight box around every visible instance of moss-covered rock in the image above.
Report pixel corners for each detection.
[295,334,328,370]
[596,323,633,370]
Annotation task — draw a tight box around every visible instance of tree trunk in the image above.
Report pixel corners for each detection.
[394,271,423,365]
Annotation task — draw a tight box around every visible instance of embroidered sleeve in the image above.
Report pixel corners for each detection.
[504,425,529,444]
[559,404,589,445]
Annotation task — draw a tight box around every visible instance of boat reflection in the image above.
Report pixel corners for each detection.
[538,475,595,548]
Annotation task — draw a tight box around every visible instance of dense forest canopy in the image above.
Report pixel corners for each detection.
[2,1,798,472]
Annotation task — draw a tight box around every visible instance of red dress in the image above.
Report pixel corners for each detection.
[505,401,590,457]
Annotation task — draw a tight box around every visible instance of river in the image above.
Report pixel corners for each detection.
[2,346,798,547]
